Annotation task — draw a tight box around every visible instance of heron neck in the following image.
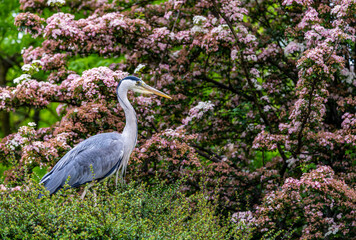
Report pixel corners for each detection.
[117,89,137,149]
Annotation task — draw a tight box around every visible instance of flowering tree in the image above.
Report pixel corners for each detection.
[0,0,355,238]
[255,166,355,239]
[0,0,35,137]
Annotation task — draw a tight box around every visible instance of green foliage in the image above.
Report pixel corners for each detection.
[68,54,125,74]
[252,151,280,169]
[0,164,10,182]
[261,228,296,240]
[31,166,48,182]
[0,180,251,239]
[0,0,30,56]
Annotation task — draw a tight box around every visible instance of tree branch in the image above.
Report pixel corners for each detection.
[190,143,222,163]
[294,79,317,156]
[210,0,289,178]
[197,75,254,101]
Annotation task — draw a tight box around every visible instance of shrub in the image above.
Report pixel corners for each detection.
[0,179,251,239]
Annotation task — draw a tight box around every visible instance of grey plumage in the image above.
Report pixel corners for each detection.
[40,133,124,195]
[39,76,171,198]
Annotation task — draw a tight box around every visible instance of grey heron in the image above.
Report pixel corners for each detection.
[39,76,171,199]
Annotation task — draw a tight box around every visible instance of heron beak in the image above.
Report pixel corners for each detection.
[141,83,172,99]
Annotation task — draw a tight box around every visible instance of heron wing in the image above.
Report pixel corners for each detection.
[40,132,124,194]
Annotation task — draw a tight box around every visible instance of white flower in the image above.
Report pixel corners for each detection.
[21,64,32,72]
[195,101,214,110]
[211,24,229,34]
[260,95,270,102]
[56,133,67,142]
[211,18,217,25]
[263,105,271,112]
[286,157,298,168]
[341,67,355,85]
[134,64,146,73]
[325,223,341,237]
[172,50,181,58]
[47,0,65,6]
[231,49,238,60]
[191,26,208,34]
[165,128,180,137]
[247,124,255,131]
[182,101,215,125]
[251,78,262,90]
[0,92,11,100]
[13,74,31,84]
[231,211,256,230]
[9,139,19,148]
[32,60,43,65]
[28,122,37,127]
[21,63,39,73]
[284,41,304,55]
[193,15,207,25]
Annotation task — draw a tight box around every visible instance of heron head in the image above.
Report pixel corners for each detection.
[118,76,171,99]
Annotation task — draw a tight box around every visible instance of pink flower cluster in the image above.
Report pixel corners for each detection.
[255,166,355,239]
[130,127,200,183]
[182,101,214,125]
[61,67,128,101]
[14,12,44,37]
[0,184,22,192]
[0,67,129,111]
[221,0,248,22]
[253,0,355,172]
